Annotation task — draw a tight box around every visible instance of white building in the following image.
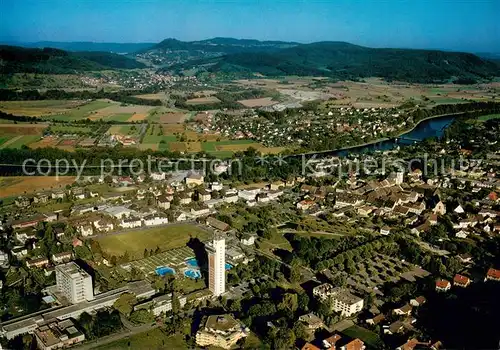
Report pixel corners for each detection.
[151,294,187,316]
[55,262,94,304]
[210,182,223,191]
[93,220,114,232]
[238,189,260,201]
[207,233,226,296]
[78,225,93,237]
[151,172,166,181]
[143,215,169,226]
[120,217,142,229]
[312,284,364,317]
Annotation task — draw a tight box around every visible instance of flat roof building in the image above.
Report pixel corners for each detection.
[55,262,94,304]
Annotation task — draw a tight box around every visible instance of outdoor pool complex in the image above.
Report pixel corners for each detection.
[185,258,233,270]
[184,269,202,279]
[155,266,175,276]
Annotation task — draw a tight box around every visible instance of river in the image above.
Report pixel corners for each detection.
[329,114,457,156]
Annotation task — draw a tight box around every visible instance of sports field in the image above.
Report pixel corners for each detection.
[96,224,210,259]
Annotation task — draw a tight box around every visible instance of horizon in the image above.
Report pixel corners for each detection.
[1,0,499,52]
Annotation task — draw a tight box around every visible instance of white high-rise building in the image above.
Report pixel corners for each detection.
[207,233,226,296]
[55,262,94,304]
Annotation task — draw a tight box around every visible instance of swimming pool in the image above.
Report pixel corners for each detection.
[225,263,233,270]
[186,258,199,268]
[184,269,201,279]
[155,266,175,276]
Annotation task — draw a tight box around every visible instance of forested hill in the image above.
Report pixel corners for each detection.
[147,37,298,54]
[167,41,500,83]
[0,45,146,74]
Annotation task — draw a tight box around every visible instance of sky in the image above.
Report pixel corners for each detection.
[1,0,499,52]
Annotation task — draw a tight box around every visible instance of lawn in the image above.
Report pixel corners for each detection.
[94,329,185,350]
[96,224,210,260]
[478,114,500,122]
[342,325,383,348]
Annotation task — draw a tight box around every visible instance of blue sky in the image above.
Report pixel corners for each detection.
[1,0,499,52]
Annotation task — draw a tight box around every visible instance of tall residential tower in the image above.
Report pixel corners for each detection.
[207,232,226,296]
[55,262,94,304]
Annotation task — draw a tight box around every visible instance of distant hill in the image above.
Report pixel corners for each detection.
[1,41,155,53]
[165,41,500,83]
[148,37,298,54]
[0,45,146,74]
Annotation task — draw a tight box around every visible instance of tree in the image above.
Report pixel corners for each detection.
[278,293,298,315]
[113,293,137,316]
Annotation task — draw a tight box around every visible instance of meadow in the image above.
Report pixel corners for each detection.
[96,224,210,260]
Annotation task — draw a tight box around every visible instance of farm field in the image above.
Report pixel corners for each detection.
[0,100,86,117]
[132,92,168,100]
[86,103,154,122]
[0,123,47,135]
[185,96,221,105]
[0,135,40,149]
[96,224,210,260]
[0,176,75,198]
[45,100,112,121]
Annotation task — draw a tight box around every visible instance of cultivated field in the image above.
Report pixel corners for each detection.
[132,92,168,100]
[185,96,221,105]
[0,176,76,198]
[96,224,210,259]
[0,100,86,117]
[158,112,186,123]
[0,124,47,135]
[87,104,154,122]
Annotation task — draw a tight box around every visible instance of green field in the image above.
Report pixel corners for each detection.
[342,325,383,348]
[95,329,185,350]
[0,135,40,149]
[96,224,210,259]
[478,114,500,122]
[106,113,133,122]
[51,125,93,134]
[45,100,111,121]
[201,139,255,152]
[143,133,178,144]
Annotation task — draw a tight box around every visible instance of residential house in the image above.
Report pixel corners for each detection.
[143,215,169,227]
[198,189,211,202]
[34,193,50,204]
[409,296,426,307]
[151,172,166,181]
[52,251,72,264]
[12,246,28,259]
[297,200,315,211]
[485,267,500,282]
[93,220,114,233]
[393,304,412,316]
[190,206,210,218]
[298,313,324,331]
[210,182,223,191]
[78,225,93,237]
[180,194,192,205]
[380,227,391,235]
[206,217,230,232]
[26,257,50,269]
[52,190,65,199]
[15,196,31,208]
[453,274,471,288]
[432,201,446,215]
[435,279,451,292]
[185,172,204,187]
[238,189,260,202]
[120,217,142,229]
[241,234,256,246]
[156,195,171,210]
[366,314,385,326]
